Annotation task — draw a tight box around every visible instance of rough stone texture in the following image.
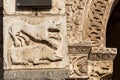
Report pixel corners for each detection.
[4,69,69,80]
[89,47,117,61]
[3,0,65,15]
[68,42,91,79]
[66,0,88,45]
[68,46,91,54]
[88,61,113,80]
[38,0,65,15]
[3,0,69,79]
[4,16,69,70]
[83,0,115,47]
[88,47,117,80]
[1,0,118,79]
[69,54,88,78]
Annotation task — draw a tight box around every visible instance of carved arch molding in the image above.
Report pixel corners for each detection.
[66,0,119,47]
[66,0,118,79]
[83,0,118,47]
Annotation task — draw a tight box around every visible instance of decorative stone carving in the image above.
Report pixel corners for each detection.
[89,47,117,61]
[69,54,88,78]
[2,0,118,79]
[88,61,113,80]
[8,20,61,48]
[68,42,91,79]
[88,47,117,80]
[69,46,91,54]
[91,47,117,54]
[89,53,116,61]
[68,42,91,54]
[83,0,114,47]
[66,0,88,45]
[8,45,63,66]
[4,16,69,69]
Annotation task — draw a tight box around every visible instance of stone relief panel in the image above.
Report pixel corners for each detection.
[3,0,65,15]
[4,16,69,69]
[83,0,114,47]
[66,0,88,45]
[88,61,113,80]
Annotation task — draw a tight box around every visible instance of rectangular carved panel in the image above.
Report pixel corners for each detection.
[3,16,69,70]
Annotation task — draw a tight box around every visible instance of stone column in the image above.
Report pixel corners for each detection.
[3,0,69,80]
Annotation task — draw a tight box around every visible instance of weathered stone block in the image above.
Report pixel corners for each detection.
[66,0,88,45]
[38,0,65,15]
[68,42,91,79]
[88,47,116,80]
[68,41,92,54]
[3,16,69,70]
[89,47,117,61]
[69,54,88,78]
[4,69,69,80]
[3,0,33,15]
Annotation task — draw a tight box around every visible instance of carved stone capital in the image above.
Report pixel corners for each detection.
[88,61,113,80]
[68,42,92,79]
[88,47,116,80]
[69,54,88,79]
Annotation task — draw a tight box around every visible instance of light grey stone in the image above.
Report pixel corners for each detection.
[3,16,69,70]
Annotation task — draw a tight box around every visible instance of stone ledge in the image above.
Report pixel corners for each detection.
[89,47,117,61]
[68,46,91,54]
[91,47,117,54]
[4,69,69,80]
[68,41,92,54]
[88,53,116,61]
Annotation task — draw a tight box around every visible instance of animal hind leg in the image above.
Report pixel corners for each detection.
[9,50,29,65]
[13,36,21,47]
[18,32,30,46]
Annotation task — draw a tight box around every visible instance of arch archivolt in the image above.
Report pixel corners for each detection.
[83,0,115,47]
